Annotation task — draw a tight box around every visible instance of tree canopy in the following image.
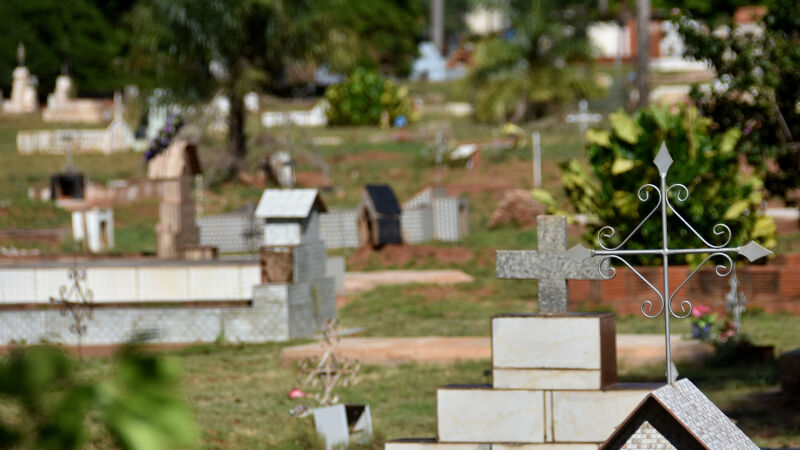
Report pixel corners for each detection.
[0,0,129,98]
[677,0,800,203]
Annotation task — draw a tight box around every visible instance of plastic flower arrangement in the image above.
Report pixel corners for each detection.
[144,114,184,162]
[689,304,716,341]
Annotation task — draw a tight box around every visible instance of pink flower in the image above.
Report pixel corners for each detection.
[692,304,710,318]
[288,387,307,399]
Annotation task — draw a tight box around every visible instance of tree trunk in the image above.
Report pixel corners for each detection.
[226,91,247,178]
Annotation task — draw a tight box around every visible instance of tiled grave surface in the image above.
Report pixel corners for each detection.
[198,213,262,253]
[320,209,360,249]
[401,206,434,244]
[620,421,677,450]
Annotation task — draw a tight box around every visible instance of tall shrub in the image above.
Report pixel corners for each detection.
[324,68,413,126]
[557,106,776,264]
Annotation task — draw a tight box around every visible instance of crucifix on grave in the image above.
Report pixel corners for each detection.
[565,99,602,136]
[566,142,772,383]
[496,215,607,312]
[724,273,747,336]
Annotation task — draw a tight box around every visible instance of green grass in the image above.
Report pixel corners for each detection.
[7,334,789,449]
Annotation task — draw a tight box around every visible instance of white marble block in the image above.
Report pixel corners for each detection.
[385,441,488,450]
[437,386,544,443]
[551,387,655,442]
[492,444,598,449]
[492,314,617,389]
[493,368,602,390]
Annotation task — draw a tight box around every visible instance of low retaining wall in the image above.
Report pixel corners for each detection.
[568,255,800,314]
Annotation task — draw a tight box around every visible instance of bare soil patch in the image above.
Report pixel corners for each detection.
[349,243,475,269]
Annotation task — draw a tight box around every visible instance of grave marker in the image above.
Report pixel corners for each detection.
[724,273,747,336]
[531,131,542,188]
[496,215,605,312]
[49,264,94,357]
[565,99,602,136]
[567,142,772,382]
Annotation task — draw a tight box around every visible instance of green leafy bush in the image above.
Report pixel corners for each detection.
[324,68,413,126]
[0,345,198,449]
[553,106,776,265]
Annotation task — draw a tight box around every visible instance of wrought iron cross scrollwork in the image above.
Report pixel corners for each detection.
[566,142,772,383]
[49,264,94,357]
[297,319,360,405]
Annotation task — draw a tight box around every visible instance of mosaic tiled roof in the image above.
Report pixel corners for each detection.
[255,189,326,219]
[602,378,759,450]
[651,379,758,449]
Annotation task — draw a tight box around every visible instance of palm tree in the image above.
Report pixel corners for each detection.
[468,0,600,123]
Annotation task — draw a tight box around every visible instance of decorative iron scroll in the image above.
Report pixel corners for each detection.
[566,142,772,382]
[49,264,95,356]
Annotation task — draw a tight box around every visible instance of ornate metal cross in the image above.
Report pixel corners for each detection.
[566,142,772,383]
[724,273,747,336]
[297,319,360,405]
[49,264,95,357]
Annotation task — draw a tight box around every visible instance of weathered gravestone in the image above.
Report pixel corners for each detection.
[496,215,605,312]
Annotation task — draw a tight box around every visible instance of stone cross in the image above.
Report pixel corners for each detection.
[496,215,605,312]
[565,99,602,135]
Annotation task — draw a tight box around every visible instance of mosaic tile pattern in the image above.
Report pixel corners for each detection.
[0,310,45,344]
[197,213,262,253]
[432,197,462,242]
[620,421,677,449]
[319,209,360,249]
[401,206,434,243]
[293,241,327,284]
[650,379,759,449]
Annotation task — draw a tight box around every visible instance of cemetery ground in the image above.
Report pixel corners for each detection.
[0,82,799,447]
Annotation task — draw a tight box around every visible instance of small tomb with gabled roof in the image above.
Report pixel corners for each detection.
[601,378,759,450]
[255,188,327,247]
[252,188,336,339]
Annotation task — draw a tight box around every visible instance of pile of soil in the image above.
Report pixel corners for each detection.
[489,189,546,229]
[349,243,474,270]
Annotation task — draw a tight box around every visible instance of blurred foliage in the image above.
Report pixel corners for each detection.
[551,106,776,265]
[324,68,414,126]
[314,0,425,76]
[0,0,130,97]
[654,0,759,26]
[676,0,800,203]
[467,0,602,123]
[0,345,197,449]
